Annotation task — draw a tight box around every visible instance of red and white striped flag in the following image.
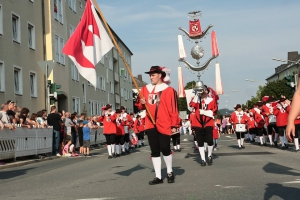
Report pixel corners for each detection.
[63,0,114,87]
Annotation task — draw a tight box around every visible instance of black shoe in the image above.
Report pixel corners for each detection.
[178,148,181,152]
[274,141,278,147]
[167,172,175,183]
[263,143,267,146]
[126,150,130,154]
[241,145,245,149]
[116,154,120,157]
[281,146,286,150]
[121,151,125,156]
[86,154,92,157]
[138,145,141,148]
[108,155,113,159]
[296,149,300,153]
[142,143,145,146]
[149,177,163,185]
[201,160,206,166]
[270,144,274,148]
[207,156,213,166]
[284,144,289,149]
[135,145,138,148]
[238,147,242,150]
[113,153,117,158]
[251,140,255,143]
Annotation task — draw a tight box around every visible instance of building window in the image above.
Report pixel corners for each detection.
[55,35,65,65]
[54,0,63,24]
[0,61,4,92]
[12,13,21,43]
[28,23,35,49]
[110,81,114,94]
[285,70,290,77]
[96,74,100,89]
[89,100,94,116]
[71,62,79,81]
[0,4,3,35]
[82,83,86,103]
[69,25,75,37]
[96,102,101,115]
[101,76,106,91]
[29,71,37,97]
[121,87,124,97]
[79,1,83,9]
[14,66,22,95]
[68,0,76,13]
[109,57,113,70]
[72,97,80,113]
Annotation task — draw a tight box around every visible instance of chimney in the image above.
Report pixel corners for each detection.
[288,51,299,63]
[137,74,142,81]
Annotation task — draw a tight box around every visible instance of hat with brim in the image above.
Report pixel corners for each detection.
[101,104,112,111]
[145,66,166,77]
[234,104,241,110]
[115,109,121,114]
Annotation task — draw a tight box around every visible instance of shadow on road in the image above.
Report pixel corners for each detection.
[264,183,300,200]
[263,162,300,176]
[0,167,35,180]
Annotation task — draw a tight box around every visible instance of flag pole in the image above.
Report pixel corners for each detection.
[91,0,155,125]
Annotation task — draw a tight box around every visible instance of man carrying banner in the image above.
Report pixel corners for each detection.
[135,66,180,185]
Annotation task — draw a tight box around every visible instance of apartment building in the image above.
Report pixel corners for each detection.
[0,0,133,115]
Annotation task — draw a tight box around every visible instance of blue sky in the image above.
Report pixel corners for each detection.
[97,0,300,109]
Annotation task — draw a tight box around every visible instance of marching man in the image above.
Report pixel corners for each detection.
[135,66,180,185]
[189,84,218,166]
[120,106,133,154]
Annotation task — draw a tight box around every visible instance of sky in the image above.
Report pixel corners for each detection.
[96,0,300,110]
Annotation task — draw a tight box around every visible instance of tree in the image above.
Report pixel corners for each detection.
[260,79,293,100]
[184,81,196,90]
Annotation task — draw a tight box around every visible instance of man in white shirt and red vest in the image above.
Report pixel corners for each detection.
[135,66,180,185]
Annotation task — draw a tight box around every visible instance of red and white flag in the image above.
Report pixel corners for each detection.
[211,31,219,57]
[63,0,114,87]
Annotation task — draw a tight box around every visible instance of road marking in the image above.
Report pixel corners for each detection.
[215,185,242,189]
[282,181,300,184]
[182,139,188,141]
[77,198,115,200]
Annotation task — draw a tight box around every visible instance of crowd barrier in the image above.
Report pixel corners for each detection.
[76,128,106,147]
[0,128,53,160]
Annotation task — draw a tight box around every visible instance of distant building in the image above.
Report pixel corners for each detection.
[0,0,133,115]
[266,51,300,83]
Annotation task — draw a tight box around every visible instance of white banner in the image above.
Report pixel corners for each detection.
[178,34,186,59]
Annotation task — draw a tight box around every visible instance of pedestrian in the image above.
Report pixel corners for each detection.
[251,102,266,146]
[135,66,180,185]
[77,120,84,155]
[213,122,219,151]
[120,106,132,154]
[47,106,62,156]
[83,120,91,157]
[261,96,277,147]
[221,115,227,134]
[189,84,218,166]
[171,126,181,152]
[98,104,117,159]
[230,104,249,149]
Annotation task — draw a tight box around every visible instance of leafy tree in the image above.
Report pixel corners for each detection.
[184,81,196,89]
[260,79,293,100]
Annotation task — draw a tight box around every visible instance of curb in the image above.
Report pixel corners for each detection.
[0,156,61,170]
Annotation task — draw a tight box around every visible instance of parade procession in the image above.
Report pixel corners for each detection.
[0,0,300,199]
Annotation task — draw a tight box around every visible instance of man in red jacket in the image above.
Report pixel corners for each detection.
[135,66,180,185]
[189,83,218,166]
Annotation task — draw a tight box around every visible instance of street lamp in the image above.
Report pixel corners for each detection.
[245,79,265,84]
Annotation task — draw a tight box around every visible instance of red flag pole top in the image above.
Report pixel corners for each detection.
[91,0,155,125]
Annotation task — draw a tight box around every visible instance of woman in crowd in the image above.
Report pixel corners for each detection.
[19,108,31,129]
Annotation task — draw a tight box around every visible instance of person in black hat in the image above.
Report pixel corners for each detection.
[135,66,180,185]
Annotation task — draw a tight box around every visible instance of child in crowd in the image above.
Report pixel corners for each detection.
[83,120,91,157]
[77,120,84,155]
[62,139,76,157]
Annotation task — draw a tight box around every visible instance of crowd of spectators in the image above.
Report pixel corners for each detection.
[0,100,102,157]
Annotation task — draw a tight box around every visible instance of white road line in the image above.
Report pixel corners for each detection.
[77,198,115,200]
[282,181,300,184]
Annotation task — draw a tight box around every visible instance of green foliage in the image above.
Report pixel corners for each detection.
[260,79,293,100]
[178,97,188,112]
[184,81,196,90]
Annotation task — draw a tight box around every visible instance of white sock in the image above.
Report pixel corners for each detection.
[249,134,253,140]
[107,145,112,156]
[284,133,288,144]
[280,136,285,147]
[207,145,213,157]
[199,147,206,161]
[163,155,173,174]
[260,137,263,144]
[174,146,177,150]
[263,135,266,143]
[257,136,260,143]
[122,144,125,152]
[177,144,180,150]
[152,157,162,179]
[237,139,241,147]
[274,133,279,142]
[194,141,198,146]
[138,140,141,145]
[116,145,120,154]
[204,142,208,151]
[111,144,115,153]
[268,135,273,145]
[294,138,299,150]
[241,138,244,146]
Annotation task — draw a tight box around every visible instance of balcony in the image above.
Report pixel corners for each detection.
[113,48,118,61]
[114,72,119,82]
[115,94,120,104]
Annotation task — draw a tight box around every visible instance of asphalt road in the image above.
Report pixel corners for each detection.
[0,134,300,200]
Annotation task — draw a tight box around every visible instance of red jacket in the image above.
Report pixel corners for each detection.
[230,111,249,129]
[133,118,145,133]
[273,102,290,127]
[247,116,256,129]
[189,96,218,128]
[116,117,126,135]
[98,113,117,134]
[120,113,132,134]
[251,108,265,128]
[135,83,181,136]
[213,125,219,139]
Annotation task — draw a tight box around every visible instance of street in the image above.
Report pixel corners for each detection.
[0,134,300,200]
